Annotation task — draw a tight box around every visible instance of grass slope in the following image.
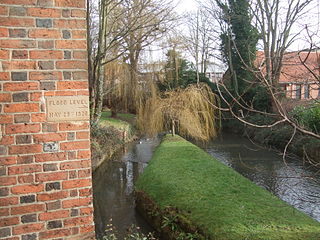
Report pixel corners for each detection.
[136,135,320,240]
[100,111,135,130]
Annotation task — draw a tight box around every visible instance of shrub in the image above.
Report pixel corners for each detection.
[290,103,320,134]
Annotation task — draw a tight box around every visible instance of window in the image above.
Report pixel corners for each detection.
[304,84,309,99]
[295,84,301,99]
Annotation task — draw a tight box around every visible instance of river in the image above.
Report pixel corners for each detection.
[93,133,320,238]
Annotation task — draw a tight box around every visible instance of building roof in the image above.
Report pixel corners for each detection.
[256,50,320,84]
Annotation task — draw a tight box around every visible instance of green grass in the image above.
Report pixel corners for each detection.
[136,135,320,240]
[99,111,135,130]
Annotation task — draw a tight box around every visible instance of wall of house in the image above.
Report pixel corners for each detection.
[0,0,95,239]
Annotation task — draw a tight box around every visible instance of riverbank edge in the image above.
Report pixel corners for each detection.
[135,135,320,240]
[91,122,137,171]
[224,117,320,164]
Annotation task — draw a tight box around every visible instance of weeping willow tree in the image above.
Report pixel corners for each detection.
[138,83,220,141]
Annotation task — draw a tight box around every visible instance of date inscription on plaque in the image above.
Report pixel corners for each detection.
[46,96,89,122]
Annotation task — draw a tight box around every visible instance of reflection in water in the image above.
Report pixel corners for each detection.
[201,133,320,222]
[93,138,160,239]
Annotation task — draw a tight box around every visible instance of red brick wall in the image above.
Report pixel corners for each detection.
[0,0,95,239]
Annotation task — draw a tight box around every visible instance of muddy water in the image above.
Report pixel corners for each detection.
[201,133,320,222]
[93,138,160,239]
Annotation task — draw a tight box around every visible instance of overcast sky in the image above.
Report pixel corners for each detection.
[174,0,197,13]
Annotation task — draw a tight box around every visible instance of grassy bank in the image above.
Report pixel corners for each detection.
[91,111,136,169]
[136,135,320,240]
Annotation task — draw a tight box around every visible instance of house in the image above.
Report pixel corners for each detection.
[257,50,320,100]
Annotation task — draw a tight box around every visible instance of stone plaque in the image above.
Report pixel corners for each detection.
[46,96,89,122]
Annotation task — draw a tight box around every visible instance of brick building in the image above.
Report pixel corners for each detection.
[0,0,95,239]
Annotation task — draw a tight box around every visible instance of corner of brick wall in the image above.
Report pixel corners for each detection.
[0,0,95,239]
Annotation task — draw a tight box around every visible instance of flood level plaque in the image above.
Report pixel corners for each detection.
[46,96,89,122]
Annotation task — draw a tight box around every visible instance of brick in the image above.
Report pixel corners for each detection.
[69,189,77,197]
[40,82,55,90]
[9,164,42,175]
[0,72,10,81]
[46,200,61,211]
[0,6,8,16]
[36,19,52,28]
[63,71,71,80]
[2,61,36,71]
[20,195,36,204]
[0,146,8,156]
[64,216,93,227]
[34,133,66,143]
[35,152,67,162]
[21,214,37,223]
[43,163,58,172]
[6,123,40,134]
[71,10,86,18]
[38,40,54,49]
[0,188,9,197]
[36,172,68,182]
[18,175,34,184]
[60,141,90,151]
[45,182,60,191]
[76,131,90,139]
[0,93,11,102]
[4,103,39,113]
[0,28,9,37]
[54,0,85,8]
[11,185,43,195]
[0,17,34,27]
[0,157,17,166]
[62,30,71,39]
[80,225,95,234]
[64,51,71,59]
[0,176,17,186]
[70,209,78,217]
[0,196,19,206]
[29,71,62,81]
[73,50,87,59]
[37,0,53,7]
[56,60,87,69]
[9,29,27,38]
[0,136,14,146]
[30,50,63,59]
[38,61,54,70]
[0,228,11,238]
[1,0,36,4]
[39,228,71,239]
[4,82,38,91]
[37,191,68,202]
[62,179,91,189]
[78,169,91,178]
[67,132,75,140]
[0,50,10,59]
[57,81,88,90]
[22,233,37,240]
[29,29,60,39]
[30,92,42,101]
[0,40,36,49]
[80,207,93,216]
[12,72,28,81]
[13,223,44,235]
[14,114,30,123]
[0,217,19,227]
[59,122,89,131]
[42,123,58,132]
[62,197,91,209]
[12,50,28,59]
[47,220,62,229]
[12,92,29,102]
[9,7,27,16]
[9,144,42,155]
[60,160,90,170]
[73,71,88,80]
[31,113,46,122]
[0,166,6,176]
[17,155,34,164]
[28,8,60,18]
[0,115,13,124]
[68,170,77,179]
[16,135,32,144]
[55,40,86,49]
[0,208,10,216]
